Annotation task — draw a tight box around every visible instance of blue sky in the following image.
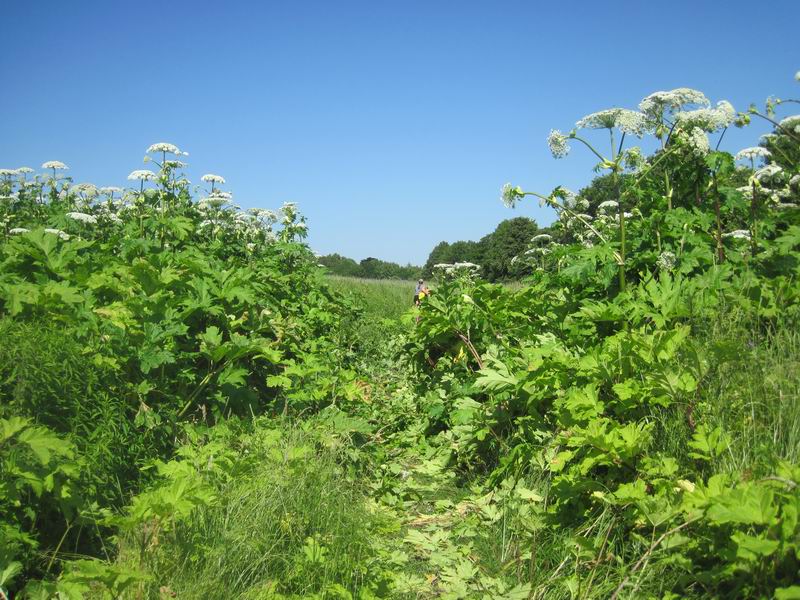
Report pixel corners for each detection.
[1,1,798,265]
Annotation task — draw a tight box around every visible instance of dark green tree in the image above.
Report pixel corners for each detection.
[318,253,361,277]
[478,217,539,281]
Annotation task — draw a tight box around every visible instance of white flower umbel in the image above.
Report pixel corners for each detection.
[15,167,34,176]
[734,147,771,162]
[575,108,648,136]
[0,169,16,177]
[42,160,68,170]
[66,211,98,224]
[674,101,735,132]
[201,174,226,185]
[200,196,228,210]
[723,229,751,240]
[146,142,181,155]
[501,183,524,208]
[755,164,783,182]
[526,247,551,256]
[639,88,710,118]
[657,250,677,271]
[9,227,30,234]
[70,183,99,197]
[682,127,710,156]
[547,129,571,158]
[249,208,277,220]
[778,115,800,135]
[560,190,588,212]
[597,200,619,213]
[531,233,552,243]
[163,160,187,169]
[127,169,157,181]
[100,186,123,196]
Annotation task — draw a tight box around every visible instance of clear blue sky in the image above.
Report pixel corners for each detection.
[1,1,798,265]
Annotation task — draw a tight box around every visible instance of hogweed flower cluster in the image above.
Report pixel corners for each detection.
[146,142,187,156]
[201,174,226,185]
[639,88,710,119]
[575,108,648,136]
[3,144,311,252]
[163,160,188,170]
[66,211,98,224]
[128,170,157,181]
[42,161,68,171]
[70,183,99,198]
[547,129,571,158]
[674,101,736,132]
[754,164,783,183]
[734,147,771,162]
[433,262,481,279]
[501,183,524,207]
[597,200,619,213]
[657,250,677,272]
[723,229,752,240]
[676,127,710,156]
[779,115,800,135]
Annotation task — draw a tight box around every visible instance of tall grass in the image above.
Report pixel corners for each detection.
[118,422,387,599]
[698,310,800,473]
[326,275,415,321]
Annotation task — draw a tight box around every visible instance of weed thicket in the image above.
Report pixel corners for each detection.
[2,78,800,598]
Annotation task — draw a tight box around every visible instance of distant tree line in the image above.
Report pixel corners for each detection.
[318,254,422,280]
[320,216,554,282]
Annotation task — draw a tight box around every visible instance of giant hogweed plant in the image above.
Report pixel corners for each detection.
[0,144,363,595]
[407,79,800,597]
[502,84,799,292]
[0,142,351,423]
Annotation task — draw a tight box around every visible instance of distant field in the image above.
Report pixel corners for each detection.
[326,275,415,320]
[326,275,526,320]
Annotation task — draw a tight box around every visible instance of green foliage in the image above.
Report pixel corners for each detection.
[0,417,84,594]
[319,253,422,280]
[400,81,800,597]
